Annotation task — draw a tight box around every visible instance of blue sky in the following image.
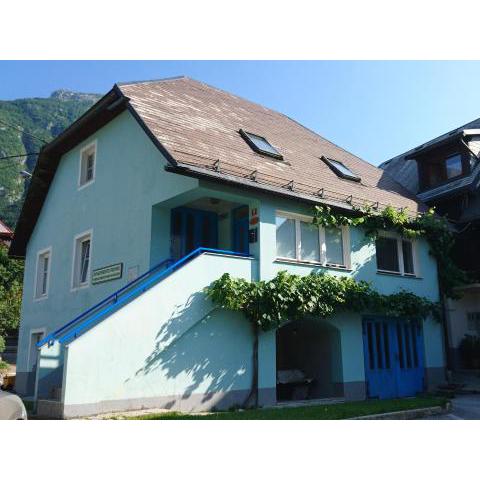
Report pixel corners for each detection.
[1,61,480,165]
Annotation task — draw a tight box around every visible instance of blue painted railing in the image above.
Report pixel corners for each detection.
[37,248,250,347]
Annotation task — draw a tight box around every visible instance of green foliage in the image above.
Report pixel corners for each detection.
[0,243,24,352]
[205,270,439,332]
[313,204,465,298]
[0,92,100,227]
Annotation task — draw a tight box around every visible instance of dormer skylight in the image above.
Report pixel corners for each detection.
[322,156,361,182]
[239,129,283,160]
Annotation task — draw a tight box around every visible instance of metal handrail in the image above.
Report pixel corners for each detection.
[38,248,251,347]
[37,257,174,348]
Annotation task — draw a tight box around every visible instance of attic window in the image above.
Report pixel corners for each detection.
[322,157,360,182]
[239,129,283,159]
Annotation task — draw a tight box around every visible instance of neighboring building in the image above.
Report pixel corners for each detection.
[0,219,13,246]
[10,77,445,418]
[381,118,480,369]
[0,220,17,364]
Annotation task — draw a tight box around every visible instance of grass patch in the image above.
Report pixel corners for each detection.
[125,396,447,420]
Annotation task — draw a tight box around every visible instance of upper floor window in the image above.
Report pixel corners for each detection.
[239,129,283,160]
[34,247,51,299]
[275,213,350,268]
[79,142,96,188]
[445,153,463,179]
[423,151,464,190]
[72,231,92,289]
[375,234,417,276]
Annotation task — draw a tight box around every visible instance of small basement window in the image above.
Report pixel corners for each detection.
[239,129,283,159]
[322,156,360,182]
[79,142,96,188]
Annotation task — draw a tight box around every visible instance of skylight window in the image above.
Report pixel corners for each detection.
[239,129,283,159]
[322,156,360,182]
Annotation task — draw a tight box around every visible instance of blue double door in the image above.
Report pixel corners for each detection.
[362,317,424,399]
[171,205,249,259]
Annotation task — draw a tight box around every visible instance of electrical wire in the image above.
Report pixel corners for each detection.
[0,152,39,161]
[0,118,49,144]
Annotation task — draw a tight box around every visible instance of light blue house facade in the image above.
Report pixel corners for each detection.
[10,78,446,418]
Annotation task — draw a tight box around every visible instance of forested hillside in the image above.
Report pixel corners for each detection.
[0,90,101,227]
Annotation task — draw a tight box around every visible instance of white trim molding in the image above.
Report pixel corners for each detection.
[28,327,46,402]
[275,211,351,269]
[78,140,97,190]
[375,231,419,277]
[71,229,93,291]
[33,246,52,301]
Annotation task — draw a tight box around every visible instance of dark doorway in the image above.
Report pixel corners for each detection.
[171,207,218,259]
[276,319,343,402]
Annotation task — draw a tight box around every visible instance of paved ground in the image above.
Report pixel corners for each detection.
[427,394,480,420]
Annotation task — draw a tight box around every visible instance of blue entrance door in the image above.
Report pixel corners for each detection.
[171,207,218,259]
[362,317,424,399]
[232,205,249,255]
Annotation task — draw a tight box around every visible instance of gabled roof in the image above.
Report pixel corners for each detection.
[380,116,480,193]
[10,76,425,257]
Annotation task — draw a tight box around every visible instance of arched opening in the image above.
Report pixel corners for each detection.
[276,319,344,402]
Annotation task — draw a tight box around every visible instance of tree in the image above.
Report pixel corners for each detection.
[0,243,23,354]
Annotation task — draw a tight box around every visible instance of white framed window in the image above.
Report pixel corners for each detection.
[375,233,419,277]
[71,230,92,289]
[34,247,52,300]
[78,141,96,188]
[275,212,350,268]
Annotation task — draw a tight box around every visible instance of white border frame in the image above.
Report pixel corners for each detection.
[70,228,94,291]
[27,327,46,402]
[376,231,419,277]
[275,210,350,269]
[33,246,52,301]
[78,140,97,190]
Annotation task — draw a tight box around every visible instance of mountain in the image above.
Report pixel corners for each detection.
[0,90,101,228]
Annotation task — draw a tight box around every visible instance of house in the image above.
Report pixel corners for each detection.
[381,118,480,369]
[10,77,445,418]
[0,219,13,246]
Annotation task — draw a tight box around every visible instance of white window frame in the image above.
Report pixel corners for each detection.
[275,211,351,269]
[375,231,420,277]
[78,140,97,190]
[27,327,46,402]
[71,229,93,291]
[33,247,52,301]
[27,327,46,371]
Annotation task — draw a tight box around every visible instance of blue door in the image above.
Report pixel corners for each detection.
[232,205,249,255]
[363,317,424,399]
[171,207,218,259]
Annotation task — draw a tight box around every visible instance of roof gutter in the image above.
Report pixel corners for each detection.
[165,163,361,214]
[405,129,480,160]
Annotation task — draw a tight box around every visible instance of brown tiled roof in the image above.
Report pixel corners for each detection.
[10,76,427,258]
[118,77,425,213]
